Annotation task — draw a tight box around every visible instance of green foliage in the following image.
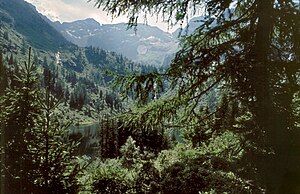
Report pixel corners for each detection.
[135,161,161,194]
[0,49,40,193]
[0,9,157,118]
[90,0,191,28]
[90,159,136,194]
[154,143,259,194]
[0,49,82,193]
[119,96,183,130]
[29,92,81,193]
[0,0,72,51]
[119,124,171,155]
[3,31,9,40]
[0,50,8,95]
[70,84,89,110]
[160,159,245,194]
[1,0,299,193]
[120,136,141,168]
[98,115,171,160]
[98,116,119,158]
[78,131,253,194]
[90,0,300,192]
[201,131,243,160]
[80,136,160,193]
[113,71,163,105]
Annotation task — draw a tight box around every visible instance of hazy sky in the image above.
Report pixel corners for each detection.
[24,0,175,32]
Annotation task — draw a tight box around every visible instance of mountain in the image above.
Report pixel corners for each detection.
[0,0,159,122]
[51,19,178,67]
[172,16,206,37]
[51,18,102,47]
[0,0,72,51]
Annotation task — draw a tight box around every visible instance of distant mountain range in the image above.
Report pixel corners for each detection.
[0,0,207,120]
[0,0,160,119]
[0,0,72,51]
[0,0,204,67]
[50,18,178,67]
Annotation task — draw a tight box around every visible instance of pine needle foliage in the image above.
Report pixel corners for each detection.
[0,48,82,193]
[91,0,300,192]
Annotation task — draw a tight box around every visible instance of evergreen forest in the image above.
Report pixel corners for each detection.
[1,0,300,193]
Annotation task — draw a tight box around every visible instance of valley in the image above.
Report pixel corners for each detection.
[0,0,166,124]
[1,0,299,193]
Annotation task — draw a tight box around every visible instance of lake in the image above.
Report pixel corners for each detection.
[69,123,100,156]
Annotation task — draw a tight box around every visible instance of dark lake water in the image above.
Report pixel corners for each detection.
[69,123,100,156]
[68,123,183,156]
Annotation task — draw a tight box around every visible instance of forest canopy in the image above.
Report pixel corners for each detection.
[0,0,299,193]
[90,0,300,193]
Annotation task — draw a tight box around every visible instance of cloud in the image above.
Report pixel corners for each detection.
[24,0,179,32]
[25,0,114,23]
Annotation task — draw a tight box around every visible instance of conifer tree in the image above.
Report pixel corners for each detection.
[3,31,9,41]
[8,52,13,66]
[0,48,40,194]
[0,48,81,193]
[28,74,80,193]
[91,0,300,192]
[0,49,7,194]
[21,39,27,55]
[0,51,8,95]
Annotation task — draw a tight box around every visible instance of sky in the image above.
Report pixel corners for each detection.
[24,0,176,32]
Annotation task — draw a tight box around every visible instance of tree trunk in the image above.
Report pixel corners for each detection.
[252,0,274,190]
[252,0,300,192]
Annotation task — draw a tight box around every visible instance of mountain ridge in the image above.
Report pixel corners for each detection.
[50,18,178,67]
[0,0,72,51]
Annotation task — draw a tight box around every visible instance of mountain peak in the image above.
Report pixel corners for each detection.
[84,18,100,24]
[62,18,101,27]
[0,0,72,51]
[52,18,178,67]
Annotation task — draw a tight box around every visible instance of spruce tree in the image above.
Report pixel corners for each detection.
[0,48,40,194]
[28,76,80,193]
[0,49,7,194]
[0,51,8,95]
[0,48,81,193]
[91,0,300,192]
